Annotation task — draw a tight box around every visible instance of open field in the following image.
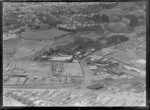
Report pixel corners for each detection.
[80,32,103,41]
[63,62,83,76]
[4,83,82,90]
[21,28,70,40]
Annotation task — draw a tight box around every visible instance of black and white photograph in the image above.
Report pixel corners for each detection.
[3,2,147,106]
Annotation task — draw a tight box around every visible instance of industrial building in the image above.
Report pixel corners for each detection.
[51,55,73,62]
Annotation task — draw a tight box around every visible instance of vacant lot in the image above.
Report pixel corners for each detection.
[63,62,83,77]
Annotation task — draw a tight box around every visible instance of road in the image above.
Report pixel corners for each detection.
[4,83,81,90]
[79,57,93,89]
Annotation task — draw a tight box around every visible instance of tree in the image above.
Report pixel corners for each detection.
[101,14,109,22]
[129,15,139,27]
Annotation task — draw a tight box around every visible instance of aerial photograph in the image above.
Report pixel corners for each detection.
[3,2,146,106]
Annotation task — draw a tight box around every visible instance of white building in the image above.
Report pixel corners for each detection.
[84,52,90,56]
[90,58,95,61]
[120,74,127,79]
[102,58,108,62]
[76,51,81,55]
[28,97,36,101]
[91,48,95,51]
[33,100,42,105]
[96,63,109,66]
[136,59,146,65]
[123,65,145,76]
[51,55,72,61]
[42,55,47,58]
[89,65,97,70]
[96,72,102,75]
[73,60,79,63]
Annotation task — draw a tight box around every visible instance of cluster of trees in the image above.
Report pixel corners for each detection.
[101,3,118,9]
[4,6,64,33]
[105,22,134,33]
[125,13,146,27]
[33,34,129,62]
[36,12,62,26]
[128,15,140,27]
[34,37,96,58]
[4,16,22,31]
[92,14,109,23]
[55,37,95,55]
[76,25,104,34]
[54,35,129,56]
[107,35,129,45]
[33,47,54,61]
[75,14,110,24]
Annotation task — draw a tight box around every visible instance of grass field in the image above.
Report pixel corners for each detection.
[80,32,103,41]
[21,28,70,40]
[12,39,54,60]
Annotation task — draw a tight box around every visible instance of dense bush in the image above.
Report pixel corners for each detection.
[33,48,54,61]
[54,37,95,55]
[92,14,109,23]
[129,15,140,27]
[105,22,134,33]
